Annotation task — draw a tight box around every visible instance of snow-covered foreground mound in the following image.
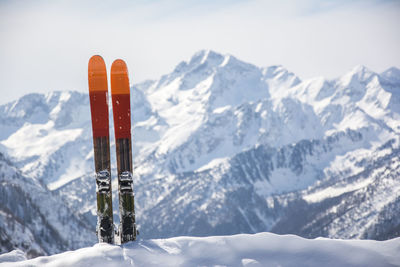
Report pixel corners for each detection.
[1,233,399,267]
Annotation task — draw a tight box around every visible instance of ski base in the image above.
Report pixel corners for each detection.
[118,171,137,243]
[95,170,115,243]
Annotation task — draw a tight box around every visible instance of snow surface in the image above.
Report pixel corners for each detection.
[303,177,374,203]
[1,232,399,267]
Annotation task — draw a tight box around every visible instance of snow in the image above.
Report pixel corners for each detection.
[381,67,400,84]
[1,233,399,267]
[213,105,231,114]
[1,121,82,159]
[0,250,27,263]
[303,177,374,203]
[47,157,88,190]
[196,157,229,172]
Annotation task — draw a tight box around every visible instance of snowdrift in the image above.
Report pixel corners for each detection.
[1,232,399,267]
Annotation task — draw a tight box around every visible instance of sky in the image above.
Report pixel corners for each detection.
[0,0,399,105]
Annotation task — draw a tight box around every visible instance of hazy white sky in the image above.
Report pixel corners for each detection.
[0,0,399,104]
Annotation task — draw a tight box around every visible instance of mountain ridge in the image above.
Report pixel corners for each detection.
[0,50,399,257]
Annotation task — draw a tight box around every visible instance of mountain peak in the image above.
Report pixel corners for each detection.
[339,65,376,86]
[186,49,228,71]
[190,50,224,64]
[380,66,400,84]
[172,50,263,78]
[158,50,252,93]
[349,65,374,76]
[382,66,400,75]
[172,50,225,75]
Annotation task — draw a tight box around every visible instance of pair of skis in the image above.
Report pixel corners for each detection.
[88,55,136,244]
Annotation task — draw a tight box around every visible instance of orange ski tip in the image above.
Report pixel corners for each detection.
[111,59,127,74]
[88,55,108,92]
[111,59,130,95]
[89,54,104,62]
[88,55,106,72]
[112,58,126,66]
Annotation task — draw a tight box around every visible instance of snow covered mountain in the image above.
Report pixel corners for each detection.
[0,152,95,257]
[0,50,399,257]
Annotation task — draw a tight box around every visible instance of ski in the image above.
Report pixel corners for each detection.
[88,55,114,243]
[110,59,137,243]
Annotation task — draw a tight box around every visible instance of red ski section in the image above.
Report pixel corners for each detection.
[111,59,131,139]
[89,91,109,137]
[88,55,110,138]
[112,94,131,139]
